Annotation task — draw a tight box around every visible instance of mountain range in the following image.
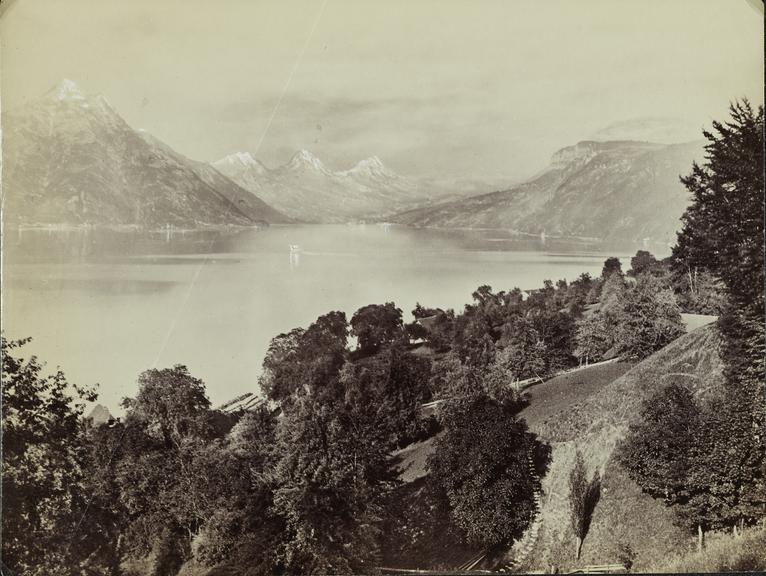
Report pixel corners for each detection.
[2,80,289,227]
[3,80,705,242]
[391,139,704,248]
[213,150,459,223]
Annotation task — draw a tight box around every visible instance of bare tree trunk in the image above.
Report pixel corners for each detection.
[697,524,704,552]
[575,536,583,560]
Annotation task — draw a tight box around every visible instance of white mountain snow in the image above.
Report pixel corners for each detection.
[213,150,452,223]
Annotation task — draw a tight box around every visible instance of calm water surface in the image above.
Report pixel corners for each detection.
[2,225,631,410]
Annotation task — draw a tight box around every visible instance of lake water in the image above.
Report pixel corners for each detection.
[2,224,631,411]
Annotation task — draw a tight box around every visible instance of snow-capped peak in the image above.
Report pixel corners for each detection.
[54,79,86,101]
[341,155,395,179]
[355,156,384,170]
[214,152,267,174]
[287,149,327,172]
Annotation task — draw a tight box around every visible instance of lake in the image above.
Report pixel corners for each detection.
[2,224,632,411]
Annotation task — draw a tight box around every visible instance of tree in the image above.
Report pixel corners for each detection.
[673,100,764,311]
[270,389,390,574]
[601,257,623,279]
[496,316,547,381]
[529,309,577,373]
[671,100,765,534]
[628,250,659,277]
[122,365,211,447]
[618,383,702,503]
[612,276,685,360]
[260,311,348,404]
[350,302,405,355]
[573,314,611,365]
[408,306,455,352]
[569,450,601,560]
[566,273,596,314]
[339,344,433,447]
[191,406,283,573]
[598,272,627,315]
[617,382,709,549]
[427,394,550,548]
[1,336,104,575]
[674,269,727,315]
[115,366,222,571]
[83,421,134,574]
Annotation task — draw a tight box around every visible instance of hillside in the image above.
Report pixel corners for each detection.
[515,324,725,572]
[2,80,289,228]
[389,325,725,571]
[213,150,459,223]
[392,140,704,249]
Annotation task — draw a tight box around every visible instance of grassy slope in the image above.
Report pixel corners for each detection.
[520,362,633,432]
[656,524,766,572]
[393,364,636,487]
[516,324,726,572]
[392,433,441,483]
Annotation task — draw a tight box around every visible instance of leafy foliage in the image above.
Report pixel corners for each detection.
[0,336,107,576]
[573,313,611,364]
[628,250,660,277]
[612,275,685,360]
[428,393,550,548]
[601,256,623,279]
[350,302,405,355]
[618,383,703,506]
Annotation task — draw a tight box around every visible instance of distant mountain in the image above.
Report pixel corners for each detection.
[2,80,289,227]
[392,139,704,249]
[213,150,460,223]
[87,404,114,426]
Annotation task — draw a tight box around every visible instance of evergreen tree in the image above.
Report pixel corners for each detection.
[672,100,765,529]
[673,100,764,311]
[569,450,601,560]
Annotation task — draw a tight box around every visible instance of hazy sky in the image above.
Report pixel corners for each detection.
[1,0,763,182]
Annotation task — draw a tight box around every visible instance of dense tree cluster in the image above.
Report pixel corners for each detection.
[620,101,765,546]
[574,256,690,363]
[4,287,562,574]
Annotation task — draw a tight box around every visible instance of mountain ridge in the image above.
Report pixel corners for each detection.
[391,138,704,249]
[2,80,290,228]
[213,149,463,223]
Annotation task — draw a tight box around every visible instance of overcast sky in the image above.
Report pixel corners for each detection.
[1,0,763,182]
